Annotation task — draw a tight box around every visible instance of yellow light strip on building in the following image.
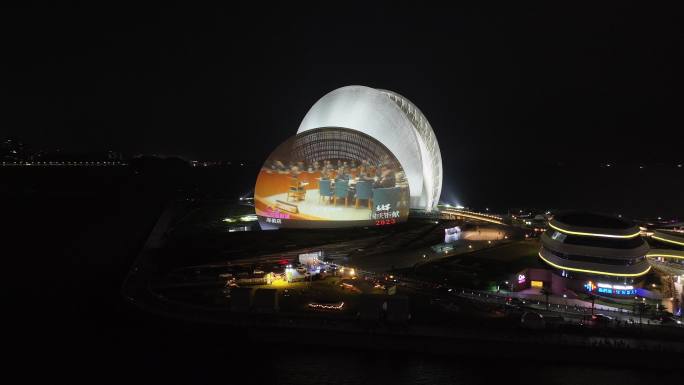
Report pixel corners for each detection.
[652,235,684,246]
[548,223,640,239]
[538,252,651,277]
[646,253,684,260]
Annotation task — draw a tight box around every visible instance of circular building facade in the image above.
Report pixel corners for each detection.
[297,85,442,211]
[539,212,651,286]
[647,230,684,272]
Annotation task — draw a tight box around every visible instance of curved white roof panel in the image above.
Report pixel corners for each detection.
[297,85,442,211]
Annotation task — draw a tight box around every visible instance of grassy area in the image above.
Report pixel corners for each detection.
[576,292,660,312]
[406,240,543,289]
[252,276,387,314]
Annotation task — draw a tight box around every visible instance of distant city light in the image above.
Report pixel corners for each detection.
[240,214,258,222]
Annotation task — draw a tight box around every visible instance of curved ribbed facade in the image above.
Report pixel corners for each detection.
[539,212,651,282]
[297,86,442,211]
[647,230,684,273]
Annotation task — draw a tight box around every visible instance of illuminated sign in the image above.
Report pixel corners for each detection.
[373,203,401,226]
[444,226,462,243]
[585,281,636,296]
[597,283,633,290]
[531,280,543,288]
[583,281,597,292]
[255,127,410,229]
[518,274,526,284]
[597,287,636,295]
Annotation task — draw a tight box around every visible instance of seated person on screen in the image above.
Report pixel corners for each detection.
[357,167,374,182]
[373,166,396,188]
[337,167,352,180]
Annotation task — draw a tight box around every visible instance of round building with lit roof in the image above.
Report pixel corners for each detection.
[539,212,651,285]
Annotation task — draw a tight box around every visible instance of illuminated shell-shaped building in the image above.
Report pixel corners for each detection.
[297,85,442,211]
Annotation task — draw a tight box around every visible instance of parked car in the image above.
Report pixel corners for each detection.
[520,311,545,330]
[507,297,526,306]
[581,314,613,327]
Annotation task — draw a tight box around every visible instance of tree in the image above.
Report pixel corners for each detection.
[588,294,596,316]
[637,302,649,326]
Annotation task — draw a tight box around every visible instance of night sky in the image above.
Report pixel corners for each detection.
[2,4,682,215]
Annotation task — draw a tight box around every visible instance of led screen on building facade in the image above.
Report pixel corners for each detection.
[255,127,410,229]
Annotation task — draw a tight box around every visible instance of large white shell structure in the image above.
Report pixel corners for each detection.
[297,85,442,211]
